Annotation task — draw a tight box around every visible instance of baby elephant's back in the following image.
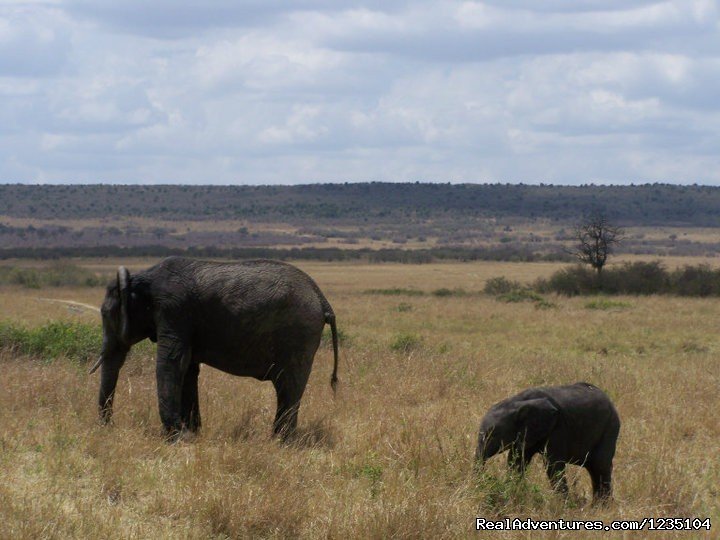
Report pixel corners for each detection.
[546,382,619,437]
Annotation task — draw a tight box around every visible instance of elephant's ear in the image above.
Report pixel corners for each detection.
[117,266,130,344]
[515,398,559,450]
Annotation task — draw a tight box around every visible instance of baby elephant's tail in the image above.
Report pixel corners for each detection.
[325,311,339,395]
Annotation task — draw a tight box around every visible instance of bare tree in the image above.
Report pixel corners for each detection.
[571,213,623,277]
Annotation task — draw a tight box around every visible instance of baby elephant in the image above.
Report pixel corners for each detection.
[476,382,620,503]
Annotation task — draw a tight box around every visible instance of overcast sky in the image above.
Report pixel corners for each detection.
[1,1,719,184]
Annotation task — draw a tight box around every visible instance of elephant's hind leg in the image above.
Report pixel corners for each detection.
[587,430,616,504]
[271,361,312,441]
[181,362,201,432]
[586,460,613,504]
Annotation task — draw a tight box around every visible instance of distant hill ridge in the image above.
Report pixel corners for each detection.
[0,183,717,226]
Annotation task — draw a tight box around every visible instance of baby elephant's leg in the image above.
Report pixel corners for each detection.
[545,459,568,495]
[587,434,616,504]
[586,460,613,504]
[507,446,534,474]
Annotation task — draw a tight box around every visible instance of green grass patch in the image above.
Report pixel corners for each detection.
[0,263,109,289]
[364,288,425,296]
[584,299,632,310]
[475,470,547,512]
[321,326,352,347]
[0,320,102,363]
[0,320,156,364]
[431,287,469,297]
[483,276,523,295]
[497,289,555,309]
[484,276,556,309]
[390,332,422,353]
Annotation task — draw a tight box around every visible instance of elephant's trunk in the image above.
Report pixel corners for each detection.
[476,433,501,464]
[97,339,127,424]
[98,360,119,423]
[475,447,485,465]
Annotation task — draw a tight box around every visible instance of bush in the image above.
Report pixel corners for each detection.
[535,266,596,296]
[607,262,668,295]
[484,277,523,295]
[0,321,102,363]
[431,288,468,297]
[670,265,720,297]
[538,261,720,297]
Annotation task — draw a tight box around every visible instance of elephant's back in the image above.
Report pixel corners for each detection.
[181,260,326,338]
[545,382,618,432]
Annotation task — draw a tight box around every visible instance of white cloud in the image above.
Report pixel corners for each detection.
[0,0,718,184]
[0,5,71,76]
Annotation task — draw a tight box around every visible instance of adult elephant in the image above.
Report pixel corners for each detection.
[89,256,339,440]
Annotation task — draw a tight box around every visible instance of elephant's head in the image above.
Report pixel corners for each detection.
[90,267,155,423]
[475,397,559,464]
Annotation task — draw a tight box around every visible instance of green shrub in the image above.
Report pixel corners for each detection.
[538,262,671,296]
[395,303,413,312]
[364,288,425,296]
[484,277,522,295]
[535,265,596,296]
[608,261,668,295]
[542,261,720,297]
[431,287,468,297]
[390,332,422,353]
[669,265,720,297]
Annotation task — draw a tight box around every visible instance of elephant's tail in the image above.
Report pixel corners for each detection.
[325,311,339,396]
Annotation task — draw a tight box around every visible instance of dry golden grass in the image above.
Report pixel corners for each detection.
[1,260,718,539]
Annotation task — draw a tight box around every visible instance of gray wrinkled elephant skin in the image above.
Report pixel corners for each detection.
[93,256,339,440]
[476,382,620,503]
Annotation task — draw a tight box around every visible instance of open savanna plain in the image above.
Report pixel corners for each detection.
[0,259,718,539]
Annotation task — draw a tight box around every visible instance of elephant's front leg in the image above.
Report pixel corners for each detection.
[181,361,201,432]
[507,446,534,474]
[545,459,569,496]
[156,337,191,438]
